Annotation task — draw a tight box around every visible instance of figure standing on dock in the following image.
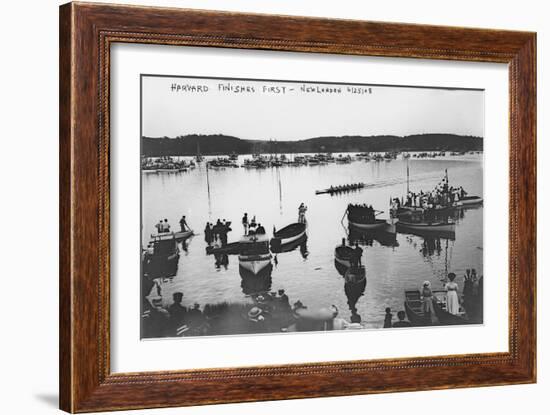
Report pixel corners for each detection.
[421,281,437,324]
[445,273,460,315]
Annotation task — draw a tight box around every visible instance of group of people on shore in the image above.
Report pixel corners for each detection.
[204,219,232,246]
[143,290,207,337]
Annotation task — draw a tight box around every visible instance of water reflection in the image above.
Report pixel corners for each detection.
[240,263,273,295]
[348,226,399,248]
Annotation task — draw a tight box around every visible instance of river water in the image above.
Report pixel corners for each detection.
[142,153,483,331]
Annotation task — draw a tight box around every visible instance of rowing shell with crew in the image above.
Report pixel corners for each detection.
[316,182,365,195]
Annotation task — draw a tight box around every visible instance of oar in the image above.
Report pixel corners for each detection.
[375,210,385,216]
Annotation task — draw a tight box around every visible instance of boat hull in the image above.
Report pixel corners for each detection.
[273,229,306,246]
[271,223,307,247]
[459,196,483,206]
[151,230,194,241]
[334,246,354,268]
[348,219,388,230]
[397,221,455,233]
[238,255,272,275]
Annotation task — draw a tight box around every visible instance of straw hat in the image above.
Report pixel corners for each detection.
[248,307,262,319]
[423,280,431,287]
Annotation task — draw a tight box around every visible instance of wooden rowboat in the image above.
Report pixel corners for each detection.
[150,230,194,241]
[270,223,306,247]
[396,220,455,233]
[404,290,431,326]
[334,245,355,268]
[348,218,388,230]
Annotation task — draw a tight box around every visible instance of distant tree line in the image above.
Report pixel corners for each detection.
[141,133,483,157]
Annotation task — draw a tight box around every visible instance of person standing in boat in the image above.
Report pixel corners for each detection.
[179,215,189,232]
[256,223,266,235]
[163,219,171,233]
[352,243,363,267]
[445,273,460,315]
[155,219,164,234]
[242,213,249,235]
[298,203,307,223]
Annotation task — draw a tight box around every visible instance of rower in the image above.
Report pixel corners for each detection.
[179,215,189,232]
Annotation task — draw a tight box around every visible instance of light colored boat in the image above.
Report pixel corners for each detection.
[238,233,272,275]
[458,195,483,206]
[396,220,455,233]
[348,218,388,230]
[150,230,194,241]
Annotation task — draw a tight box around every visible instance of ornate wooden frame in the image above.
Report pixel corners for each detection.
[59,2,536,412]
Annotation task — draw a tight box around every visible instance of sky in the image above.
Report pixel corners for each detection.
[142,75,484,141]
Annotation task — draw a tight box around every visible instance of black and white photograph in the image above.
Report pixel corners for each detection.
[140,75,484,339]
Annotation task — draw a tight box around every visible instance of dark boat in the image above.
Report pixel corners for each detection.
[405,290,473,326]
[431,291,473,325]
[347,204,389,230]
[334,245,355,268]
[270,223,306,248]
[404,290,432,326]
[270,233,307,254]
[142,236,180,279]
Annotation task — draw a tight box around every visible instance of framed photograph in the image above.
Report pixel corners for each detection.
[59,2,536,412]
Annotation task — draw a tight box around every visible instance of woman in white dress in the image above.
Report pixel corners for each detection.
[445,273,460,315]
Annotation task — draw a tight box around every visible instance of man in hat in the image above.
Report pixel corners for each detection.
[167,292,187,330]
[278,289,290,311]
